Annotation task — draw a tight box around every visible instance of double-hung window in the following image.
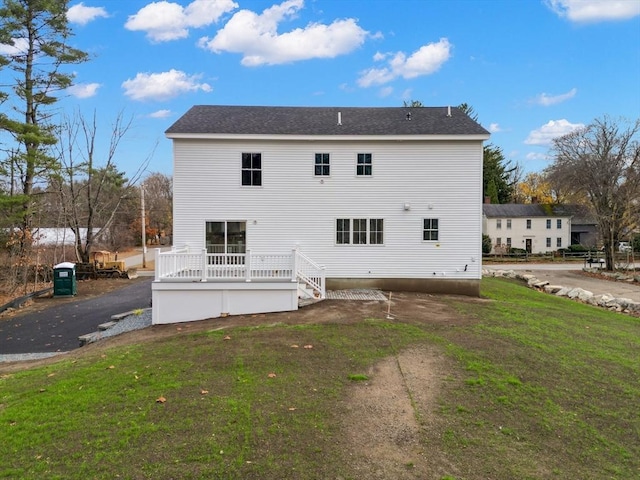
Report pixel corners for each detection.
[336,218,384,245]
[423,218,439,241]
[496,219,502,229]
[356,153,372,176]
[546,219,551,229]
[314,153,330,176]
[241,153,262,186]
[557,219,562,229]
[526,219,532,229]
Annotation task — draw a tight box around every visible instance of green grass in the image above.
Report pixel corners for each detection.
[1,278,638,479]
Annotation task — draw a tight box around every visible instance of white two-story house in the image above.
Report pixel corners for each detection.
[482,204,572,254]
[152,105,490,324]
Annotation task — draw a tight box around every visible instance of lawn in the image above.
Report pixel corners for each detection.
[0,277,638,479]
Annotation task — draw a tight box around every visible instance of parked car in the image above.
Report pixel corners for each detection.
[618,242,632,253]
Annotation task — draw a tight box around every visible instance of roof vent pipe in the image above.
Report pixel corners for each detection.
[337,111,342,126]
[447,106,451,117]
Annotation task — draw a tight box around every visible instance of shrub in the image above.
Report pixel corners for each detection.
[482,234,492,254]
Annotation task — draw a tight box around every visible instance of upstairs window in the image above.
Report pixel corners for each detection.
[496,219,502,229]
[423,218,439,241]
[557,219,562,229]
[506,219,512,229]
[314,153,330,176]
[546,219,551,229]
[242,153,262,186]
[357,153,372,176]
[526,219,532,229]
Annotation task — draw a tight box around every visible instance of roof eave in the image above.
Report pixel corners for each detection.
[165,133,491,141]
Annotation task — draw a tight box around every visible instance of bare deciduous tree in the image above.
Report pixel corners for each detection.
[50,110,149,262]
[545,116,640,270]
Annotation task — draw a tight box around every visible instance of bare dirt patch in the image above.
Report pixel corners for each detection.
[341,346,457,479]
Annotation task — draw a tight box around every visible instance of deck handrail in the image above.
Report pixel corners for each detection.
[155,248,323,296]
[294,249,326,299]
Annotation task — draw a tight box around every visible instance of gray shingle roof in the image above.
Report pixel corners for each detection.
[165,105,490,136]
[483,204,566,218]
[483,204,597,223]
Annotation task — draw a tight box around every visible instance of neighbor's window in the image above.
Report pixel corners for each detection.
[356,153,372,176]
[546,237,551,248]
[506,237,512,248]
[506,219,512,229]
[423,218,439,241]
[546,219,551,229]
[526,219,532,229]
[336,219,350,244]
[557,219,562,229]
[337,218,384,245]
[496,219,502,229]
[557,237,562,248]
[314,153,330,176]
[241,153,262,186]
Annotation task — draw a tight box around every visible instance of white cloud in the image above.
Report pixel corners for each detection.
[122,69,212,101]
[545,0,640,23]
[372,51,386,62]
[489,123,502,133]
[0,37,28,56]
[198,0,368,66]
[125,0,238,42]
[67,82,101,98]
[67,3,109,26]
[526,151,550,161]
[379,86,393,98]
[525,119,585,145]
[149,109,172,118]
[357,38,452,87]
[532,88,577,106]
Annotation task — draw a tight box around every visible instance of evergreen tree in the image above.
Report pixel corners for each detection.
[0,0,88,286]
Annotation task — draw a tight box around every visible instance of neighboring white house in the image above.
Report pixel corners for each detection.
[153,105,490,324]
[482,204,572,254]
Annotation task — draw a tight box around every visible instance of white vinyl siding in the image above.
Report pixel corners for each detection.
[173,139,484,279]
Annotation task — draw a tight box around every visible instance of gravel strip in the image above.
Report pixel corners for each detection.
[0,352,68,363]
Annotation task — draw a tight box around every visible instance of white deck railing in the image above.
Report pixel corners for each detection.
[155,247,325,298]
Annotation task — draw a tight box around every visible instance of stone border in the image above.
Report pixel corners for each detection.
[483,268,640,315]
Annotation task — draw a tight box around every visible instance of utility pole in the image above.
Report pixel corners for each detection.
[141,182,147,268]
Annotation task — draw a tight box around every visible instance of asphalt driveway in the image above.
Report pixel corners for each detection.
[485,263,640,302]
[0,278,152,355]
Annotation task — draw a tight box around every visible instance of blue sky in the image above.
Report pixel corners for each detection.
[4,0,640,181]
